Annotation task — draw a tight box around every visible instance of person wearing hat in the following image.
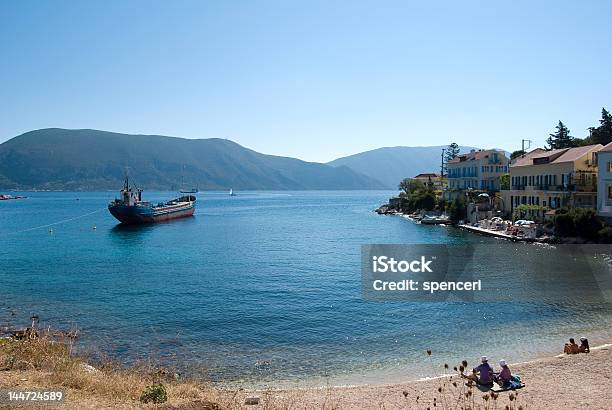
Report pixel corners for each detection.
[463,355,494,387]
[494,359,512,386]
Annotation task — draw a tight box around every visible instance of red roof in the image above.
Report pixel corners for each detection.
[447,149,505,164]
[511,144,603,167]
[413,173,439,178]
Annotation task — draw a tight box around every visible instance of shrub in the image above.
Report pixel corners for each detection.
[554,212,575,236]
[513,204,547,221]
[409,190,436,211]
[598,226,612,243]
[573,208,603,239]
[396,181,436,213]
[140,383,168,404]
[448,196,467,222]
[554,208,603,239]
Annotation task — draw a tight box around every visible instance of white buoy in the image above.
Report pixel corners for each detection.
[93,225,96,230]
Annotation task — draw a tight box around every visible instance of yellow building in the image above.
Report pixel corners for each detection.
[447,149,509,191]
[502,144,603,219]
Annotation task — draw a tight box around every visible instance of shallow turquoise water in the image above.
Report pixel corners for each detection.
[1,191,611,386]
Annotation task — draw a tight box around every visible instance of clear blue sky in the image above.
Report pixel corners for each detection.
[1,1,611,162]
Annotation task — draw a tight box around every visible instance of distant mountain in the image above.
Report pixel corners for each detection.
[327,146,478,189]
[0,129,385,190]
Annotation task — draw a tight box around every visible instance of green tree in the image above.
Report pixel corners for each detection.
[553,208,603,239]
[572,208,603,240]
[500,173,510,190]
[398,178,425,195]
[408,190,436,211]
[510,150,525,160]
[445,142,460,162]
[546,121,577,150]
[589,107,612,146]
[448,196,467,222]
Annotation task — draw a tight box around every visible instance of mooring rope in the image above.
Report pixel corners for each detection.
[7,208,106,235]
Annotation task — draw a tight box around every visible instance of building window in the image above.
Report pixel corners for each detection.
[608,161,612,173]
[608,185,612,200]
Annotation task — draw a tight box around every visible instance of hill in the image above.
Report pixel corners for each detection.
[327,145,477,189]
[0,129,385,190]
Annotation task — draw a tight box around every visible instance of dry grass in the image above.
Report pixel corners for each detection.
[0,334,222,409]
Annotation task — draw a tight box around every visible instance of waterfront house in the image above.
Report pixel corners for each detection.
[412,173,445,189]
[446,149,509,191]
[597,142,612,222]
[502,144,603,219]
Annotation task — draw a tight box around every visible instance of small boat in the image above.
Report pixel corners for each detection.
[420,215,450,225]
[0,194,27,200]
[108,176,196,224]
[229,188,236,196]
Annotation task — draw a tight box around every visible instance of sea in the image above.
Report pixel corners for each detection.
[1,191,611,387]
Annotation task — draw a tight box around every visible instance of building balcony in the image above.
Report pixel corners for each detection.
[510,184,597,193]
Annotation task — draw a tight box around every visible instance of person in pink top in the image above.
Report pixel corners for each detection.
[494,359,512,386]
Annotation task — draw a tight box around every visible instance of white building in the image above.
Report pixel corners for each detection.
[597,142,612,221]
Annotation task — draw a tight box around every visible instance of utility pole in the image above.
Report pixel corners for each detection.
[521,139,532,155]
[440,148,446,178]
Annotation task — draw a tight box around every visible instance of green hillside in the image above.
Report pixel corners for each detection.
[0,129,385,190]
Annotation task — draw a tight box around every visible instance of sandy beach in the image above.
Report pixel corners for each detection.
[223,343,612,409]
[2,342,610,409]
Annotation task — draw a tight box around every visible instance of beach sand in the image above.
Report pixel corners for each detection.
[224,344,612,409]
[1,344,610,409]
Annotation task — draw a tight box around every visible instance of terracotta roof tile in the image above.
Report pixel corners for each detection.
[413,173,439,178]
[447,149,505,164]
[511,144,603,167]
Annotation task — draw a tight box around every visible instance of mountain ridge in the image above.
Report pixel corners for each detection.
[327,145,479,188]
[0,128,385,191]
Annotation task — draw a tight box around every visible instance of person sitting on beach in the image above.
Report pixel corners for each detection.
[564,338,580,354]
[579,337,590,353]
[463,356,494,386]
[494,359,512,386]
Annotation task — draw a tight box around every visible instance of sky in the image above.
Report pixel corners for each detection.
[1,1,611,162]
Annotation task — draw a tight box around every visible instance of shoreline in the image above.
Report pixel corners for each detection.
[2,328,611,409]
[237,341,612,391]
[224,342,612,409]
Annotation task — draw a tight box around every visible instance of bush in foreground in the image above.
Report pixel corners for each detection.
[554,208,604,240]
[598,226,612,243]
[140,383,168,404]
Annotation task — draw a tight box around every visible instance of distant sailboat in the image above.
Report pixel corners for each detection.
[229,188,235,196]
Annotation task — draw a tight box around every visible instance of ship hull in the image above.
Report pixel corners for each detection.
[108,203,195,224]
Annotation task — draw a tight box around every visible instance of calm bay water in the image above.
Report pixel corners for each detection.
[1,191,611,386]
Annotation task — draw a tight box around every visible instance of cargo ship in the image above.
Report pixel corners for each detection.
[108,177,196,224]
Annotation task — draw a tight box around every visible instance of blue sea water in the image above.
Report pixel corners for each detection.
[1,191,611,387]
